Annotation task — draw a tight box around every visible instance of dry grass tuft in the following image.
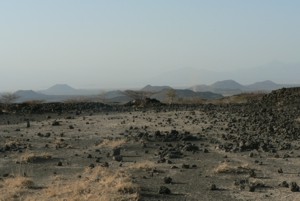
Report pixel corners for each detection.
[20,152,52,163]
[128,161,156,171]
[0,176,35,201]
[44,166,139,201]
[4,140,21,150]
[98,139,127,149]
[3,176,34,189]
[0,166,139,201]
[214,162,252,174]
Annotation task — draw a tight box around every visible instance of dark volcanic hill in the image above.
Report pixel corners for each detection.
[210,80,245,90]
[190,79,295,96]
[247,80,281,91]
[141,85,172,92]
[14,90,49,103]
[40,84,101,96]
[150,89,223,102]
[41,84,76,95]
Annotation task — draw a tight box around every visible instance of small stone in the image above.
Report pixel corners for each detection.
[112,147,121,156]
[159,186,171,194]
[57,161,63,166]
[113,155,123,162]
[279,181,289,188]
[164,177,172,184]
[249,169,256,178]
[26,120,30,128]
[182,164,190,169]
[291,182,299,192]
[249,185,256,192]
[210,184,217,191]
[52,121,60,126]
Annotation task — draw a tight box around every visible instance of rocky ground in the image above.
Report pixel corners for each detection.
[0,88,300,201]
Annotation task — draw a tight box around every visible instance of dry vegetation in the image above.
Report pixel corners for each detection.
[43,166,140,201]
[98,138,127,149]
[0,166,139,201]
[19,152,52,163]
[214,162,253,174]
[128,161,156,171]
[0,176,35,201]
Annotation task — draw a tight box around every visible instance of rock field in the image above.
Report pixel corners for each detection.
[0,87,300,201]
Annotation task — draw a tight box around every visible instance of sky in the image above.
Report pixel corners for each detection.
[1,0,300,91]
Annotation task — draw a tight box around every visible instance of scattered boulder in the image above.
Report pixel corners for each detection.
[279,181,289,188]
[290,182,299,192]
[210,184,218,191]
[159,186,171,194]
[164,177,172,184]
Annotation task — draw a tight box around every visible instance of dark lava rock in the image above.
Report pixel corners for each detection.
[159,186,171,194]
[183,144,199,152]
[182,164,190,169]
[279,181,289,188]
[234,179,248,190]
[210,184,218,191]
[164,177,172,184]
[249,169,256,178]
[113,155,123,162]
[290,182,299,192]
[112,147,121,156]
[249,185,256,192]
[181,135,199,141]
[52,121,60,126]
[26,120,30,128]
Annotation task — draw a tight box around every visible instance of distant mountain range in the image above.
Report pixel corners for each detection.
[190,80,299,96]
[148,62,300,87]
[3,79,300,103]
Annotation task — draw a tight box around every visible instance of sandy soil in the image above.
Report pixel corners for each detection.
[1,97,300,200]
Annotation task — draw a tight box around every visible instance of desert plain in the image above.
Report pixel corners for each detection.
[1,87,300,201]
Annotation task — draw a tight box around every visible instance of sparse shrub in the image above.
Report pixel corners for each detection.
[214,162,252,174]
[98,139,127,149]
[128,161,156,171]
[20,152,52,163]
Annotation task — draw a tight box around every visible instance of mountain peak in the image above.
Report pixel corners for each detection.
[141,85,172,92]
[40,84,77,95]
[211,80,244,89]
[48,84,75,90]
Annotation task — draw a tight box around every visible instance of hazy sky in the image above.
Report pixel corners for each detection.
[1,1,300,91]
